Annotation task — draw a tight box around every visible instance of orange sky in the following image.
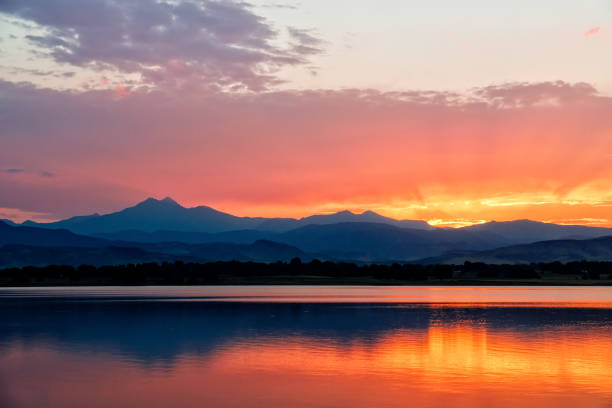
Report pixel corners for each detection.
[1,2,611,226]
[3,81,611,226]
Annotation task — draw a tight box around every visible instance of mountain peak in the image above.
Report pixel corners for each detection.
[335,210,354,216]
[161,197,179,205]
[137,197,182,208]
[361,210,379,216]
[0,219,13,228]
[514,219,539,224]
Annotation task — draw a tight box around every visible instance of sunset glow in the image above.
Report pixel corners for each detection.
[1,1,611,226]
[3,322,611,407]
[3,4,612,406]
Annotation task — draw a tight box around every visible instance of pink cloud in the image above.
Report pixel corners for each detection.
[113,85,130,97]
[1,80,612,222]
[4,0,323,92]
[584,27,600,37]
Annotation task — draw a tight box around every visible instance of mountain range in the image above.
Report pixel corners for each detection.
[418,236,612,264]
[2,197,612,266]
[18,197,432,234]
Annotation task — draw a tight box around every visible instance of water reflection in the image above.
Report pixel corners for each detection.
[3,285,612,305]
[1,287,611,408]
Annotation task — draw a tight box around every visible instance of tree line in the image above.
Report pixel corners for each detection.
[1,259,610,286]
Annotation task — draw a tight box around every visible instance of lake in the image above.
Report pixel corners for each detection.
[1,286,611,408]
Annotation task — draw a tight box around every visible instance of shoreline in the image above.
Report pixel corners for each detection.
[4,260,612,287]
[3,279,612,287]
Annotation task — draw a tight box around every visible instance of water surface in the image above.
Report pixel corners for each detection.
[1,286,611,408]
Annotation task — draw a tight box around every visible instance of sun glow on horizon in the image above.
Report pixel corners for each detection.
[5,192,612,229]
[1,2,612,226]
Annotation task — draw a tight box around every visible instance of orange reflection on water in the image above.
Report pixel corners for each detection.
[5,286,612,306]
[2,323,611,408]
[212,325,612,393]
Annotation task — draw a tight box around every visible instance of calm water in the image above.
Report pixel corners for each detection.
[1,286,612,408]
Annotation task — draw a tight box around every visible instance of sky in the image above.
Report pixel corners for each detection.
[0,0,611,227]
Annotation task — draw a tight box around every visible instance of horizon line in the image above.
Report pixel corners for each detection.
[3,195,608,230]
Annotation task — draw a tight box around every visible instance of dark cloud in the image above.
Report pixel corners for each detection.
[287,27,323,56]
[0,0,323,91]
[2,168,54,178]
[473,81,598,108]
[287,27,321,46]
[2,66,67,77]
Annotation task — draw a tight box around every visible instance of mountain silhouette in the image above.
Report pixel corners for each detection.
[0,239,306,268]
[274,222,510,261]
[6,200,612,265]
[5,217,612,265]
[257,209,433,231]
[22,213,101,229]
[0,219,18,226]
[464,219,612,244]
[0,219,109,247]
[92,229,273,244]
[417,235,612,264]
[0,244,185,268]
[0,221,308,267]
[20,197,432,235]
[21,198,261,234]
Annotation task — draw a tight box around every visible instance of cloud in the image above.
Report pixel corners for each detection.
[472,81,597,108]
[261,3,299,10]
[287,27,324,64]
[287,27,322,46]
[0,0,323,91]
[0,3,610,225]
[2,168,54,178]
[584,26,601,37]
[1,79,611,221]
[0,66,77,79]
[113,85,131,97]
